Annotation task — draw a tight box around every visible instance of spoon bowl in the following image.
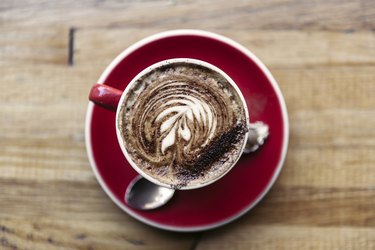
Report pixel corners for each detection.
[125,175,175,210]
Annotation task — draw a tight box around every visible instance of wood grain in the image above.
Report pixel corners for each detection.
[0,28,68,66]
[1,0,374,249]
[0,218,196,250]
[197,225,375,250]
[1,0,374,30]
[75,29,375,67]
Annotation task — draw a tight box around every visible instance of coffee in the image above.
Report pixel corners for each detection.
[118,61,248,188]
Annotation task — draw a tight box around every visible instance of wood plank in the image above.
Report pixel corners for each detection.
[278,146,375,188]
[0,218,197,250]
[249,185,374,227]
[1,65,374,187]
[274,66,375,112]
[2,65,374,145]
[0,28,68,65]
[1,135,374,187]
[1,136,374,188]
[0,65,97,104]
[2,64,374,111]
[288,110,375,148]
[0,105,85,140]
[197,225,375,250]
[75,29,375,67]
[0,141,91,183]
[2,28,374,68]
[1,0,374,31]
[0,172,373,226]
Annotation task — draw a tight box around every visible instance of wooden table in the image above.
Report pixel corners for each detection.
[1,1,374,249]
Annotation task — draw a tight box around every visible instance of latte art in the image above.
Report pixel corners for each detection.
[118,61,247,188]
[156,90,216,154]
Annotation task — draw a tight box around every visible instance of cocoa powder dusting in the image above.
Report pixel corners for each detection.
[174,122,248,188]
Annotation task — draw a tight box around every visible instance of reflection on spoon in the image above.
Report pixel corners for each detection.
[125,175,175,210]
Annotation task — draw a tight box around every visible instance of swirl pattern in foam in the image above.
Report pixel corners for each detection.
[118,61,247,188]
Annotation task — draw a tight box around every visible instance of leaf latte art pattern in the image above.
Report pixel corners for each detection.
[156,86,217,154]
[118,62,247,187]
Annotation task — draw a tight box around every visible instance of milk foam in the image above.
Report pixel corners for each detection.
[155,94,216,154]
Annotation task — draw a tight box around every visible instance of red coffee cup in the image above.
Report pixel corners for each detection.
[89,58,258,190]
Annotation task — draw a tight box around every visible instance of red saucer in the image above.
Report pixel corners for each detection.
[85,30,289,232]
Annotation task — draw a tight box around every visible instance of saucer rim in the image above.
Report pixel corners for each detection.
[85,29,289,232]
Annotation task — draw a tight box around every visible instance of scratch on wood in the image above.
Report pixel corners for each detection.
[32,223,41,231]
[47,237,55,244]
[0,237,18,249]
[126,239,144,246]
[190,233,202,250]
[27,234,34,241]
[75,234,87,240]
[0,225,14,234]
[68,27,76,66]
[344,29,355,33]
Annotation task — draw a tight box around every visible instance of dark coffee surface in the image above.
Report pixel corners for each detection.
[118,61,247,188]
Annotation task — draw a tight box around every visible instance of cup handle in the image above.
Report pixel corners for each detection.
[89,83,123,111]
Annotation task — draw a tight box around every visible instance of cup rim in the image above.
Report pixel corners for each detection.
[114,58,250,190]
[85,29,289,232]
